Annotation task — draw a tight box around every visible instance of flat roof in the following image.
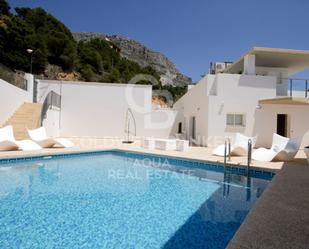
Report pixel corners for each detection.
[259,96,309,105]
[225,47,309,76]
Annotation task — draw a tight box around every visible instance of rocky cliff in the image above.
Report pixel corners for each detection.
[73,32,192,86]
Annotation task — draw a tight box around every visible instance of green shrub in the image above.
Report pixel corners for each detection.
[0,1,188,101]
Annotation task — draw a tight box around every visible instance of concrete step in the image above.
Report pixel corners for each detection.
[3,102,43,140]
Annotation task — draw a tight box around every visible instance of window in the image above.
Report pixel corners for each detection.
[226,113,245,127]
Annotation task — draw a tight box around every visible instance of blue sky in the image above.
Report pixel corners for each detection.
[9,0,309,82]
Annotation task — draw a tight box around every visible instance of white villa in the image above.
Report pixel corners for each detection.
[172,47,309,147]
[1,47,309,249]
[1,47,309,149]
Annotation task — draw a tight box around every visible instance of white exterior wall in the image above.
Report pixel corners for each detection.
[174,71,309,148]
[42,109,61,137]
[207,74,277,146]
[244,55,256,75]
[254,104,309,147]
[0,78,32,125]
[36,80,62,137]
[173,73,278,147]
[61,82,147,137]
[37,80,62,103]
[173,75,214,145]
[256,66,289,96]
[24,74,35,102]
[145,108,177,138]
[36,80,176,138]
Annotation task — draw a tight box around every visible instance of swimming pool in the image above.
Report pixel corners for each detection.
[0,150,273,249]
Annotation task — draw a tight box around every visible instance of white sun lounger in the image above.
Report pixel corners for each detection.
[252,133,302,162]
[0,125,42,151]
[28,127,74,148]
[212,133,257,156]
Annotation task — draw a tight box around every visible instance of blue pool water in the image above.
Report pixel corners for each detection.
[0,151,273,249]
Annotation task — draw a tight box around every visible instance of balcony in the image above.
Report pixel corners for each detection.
[287,78,309,98]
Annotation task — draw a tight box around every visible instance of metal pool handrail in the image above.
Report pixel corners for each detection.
[247,139,252,169]
[224,138,231,167]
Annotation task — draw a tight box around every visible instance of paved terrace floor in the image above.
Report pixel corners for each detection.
[0,137,307,171]
[0,137,308,248]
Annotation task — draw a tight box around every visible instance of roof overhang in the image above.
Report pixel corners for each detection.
[225,47,309,76]
[259,97,309,105]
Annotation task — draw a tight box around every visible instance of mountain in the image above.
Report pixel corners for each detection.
[0,0,191,96]
[73,32,192,86]
[0,4,165,86]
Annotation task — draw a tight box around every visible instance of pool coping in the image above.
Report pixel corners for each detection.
[227,162,309,249]
[113,148,277,175]
[0,147,277,175]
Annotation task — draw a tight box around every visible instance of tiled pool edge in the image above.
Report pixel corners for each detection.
[0,149,108,164]
[112,148,278,174]
[0,148,276,179]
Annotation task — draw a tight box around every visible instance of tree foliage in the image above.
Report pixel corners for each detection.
[0,0,189,103]
[0,0,10,16]
[77,39,161,84]
[0,6,76,72]
[161,85,187,102]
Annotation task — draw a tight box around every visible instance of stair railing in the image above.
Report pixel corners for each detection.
[41,91,61,125]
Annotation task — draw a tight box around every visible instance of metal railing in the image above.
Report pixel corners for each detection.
[209,61,233,74]
[247,139,252,169]
[41,91,61,125]
[223,138,231,167]
[287,78,309,98]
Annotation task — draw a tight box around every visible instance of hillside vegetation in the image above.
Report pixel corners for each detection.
[73,32,192,86]
[0,0,187,100]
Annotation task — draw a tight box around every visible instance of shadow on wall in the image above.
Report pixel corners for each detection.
[237,75,276,89]
[252,108,274,148]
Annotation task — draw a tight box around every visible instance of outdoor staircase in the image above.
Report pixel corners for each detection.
[1,103,42,140]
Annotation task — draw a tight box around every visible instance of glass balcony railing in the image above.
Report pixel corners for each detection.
[287,78,309,98]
